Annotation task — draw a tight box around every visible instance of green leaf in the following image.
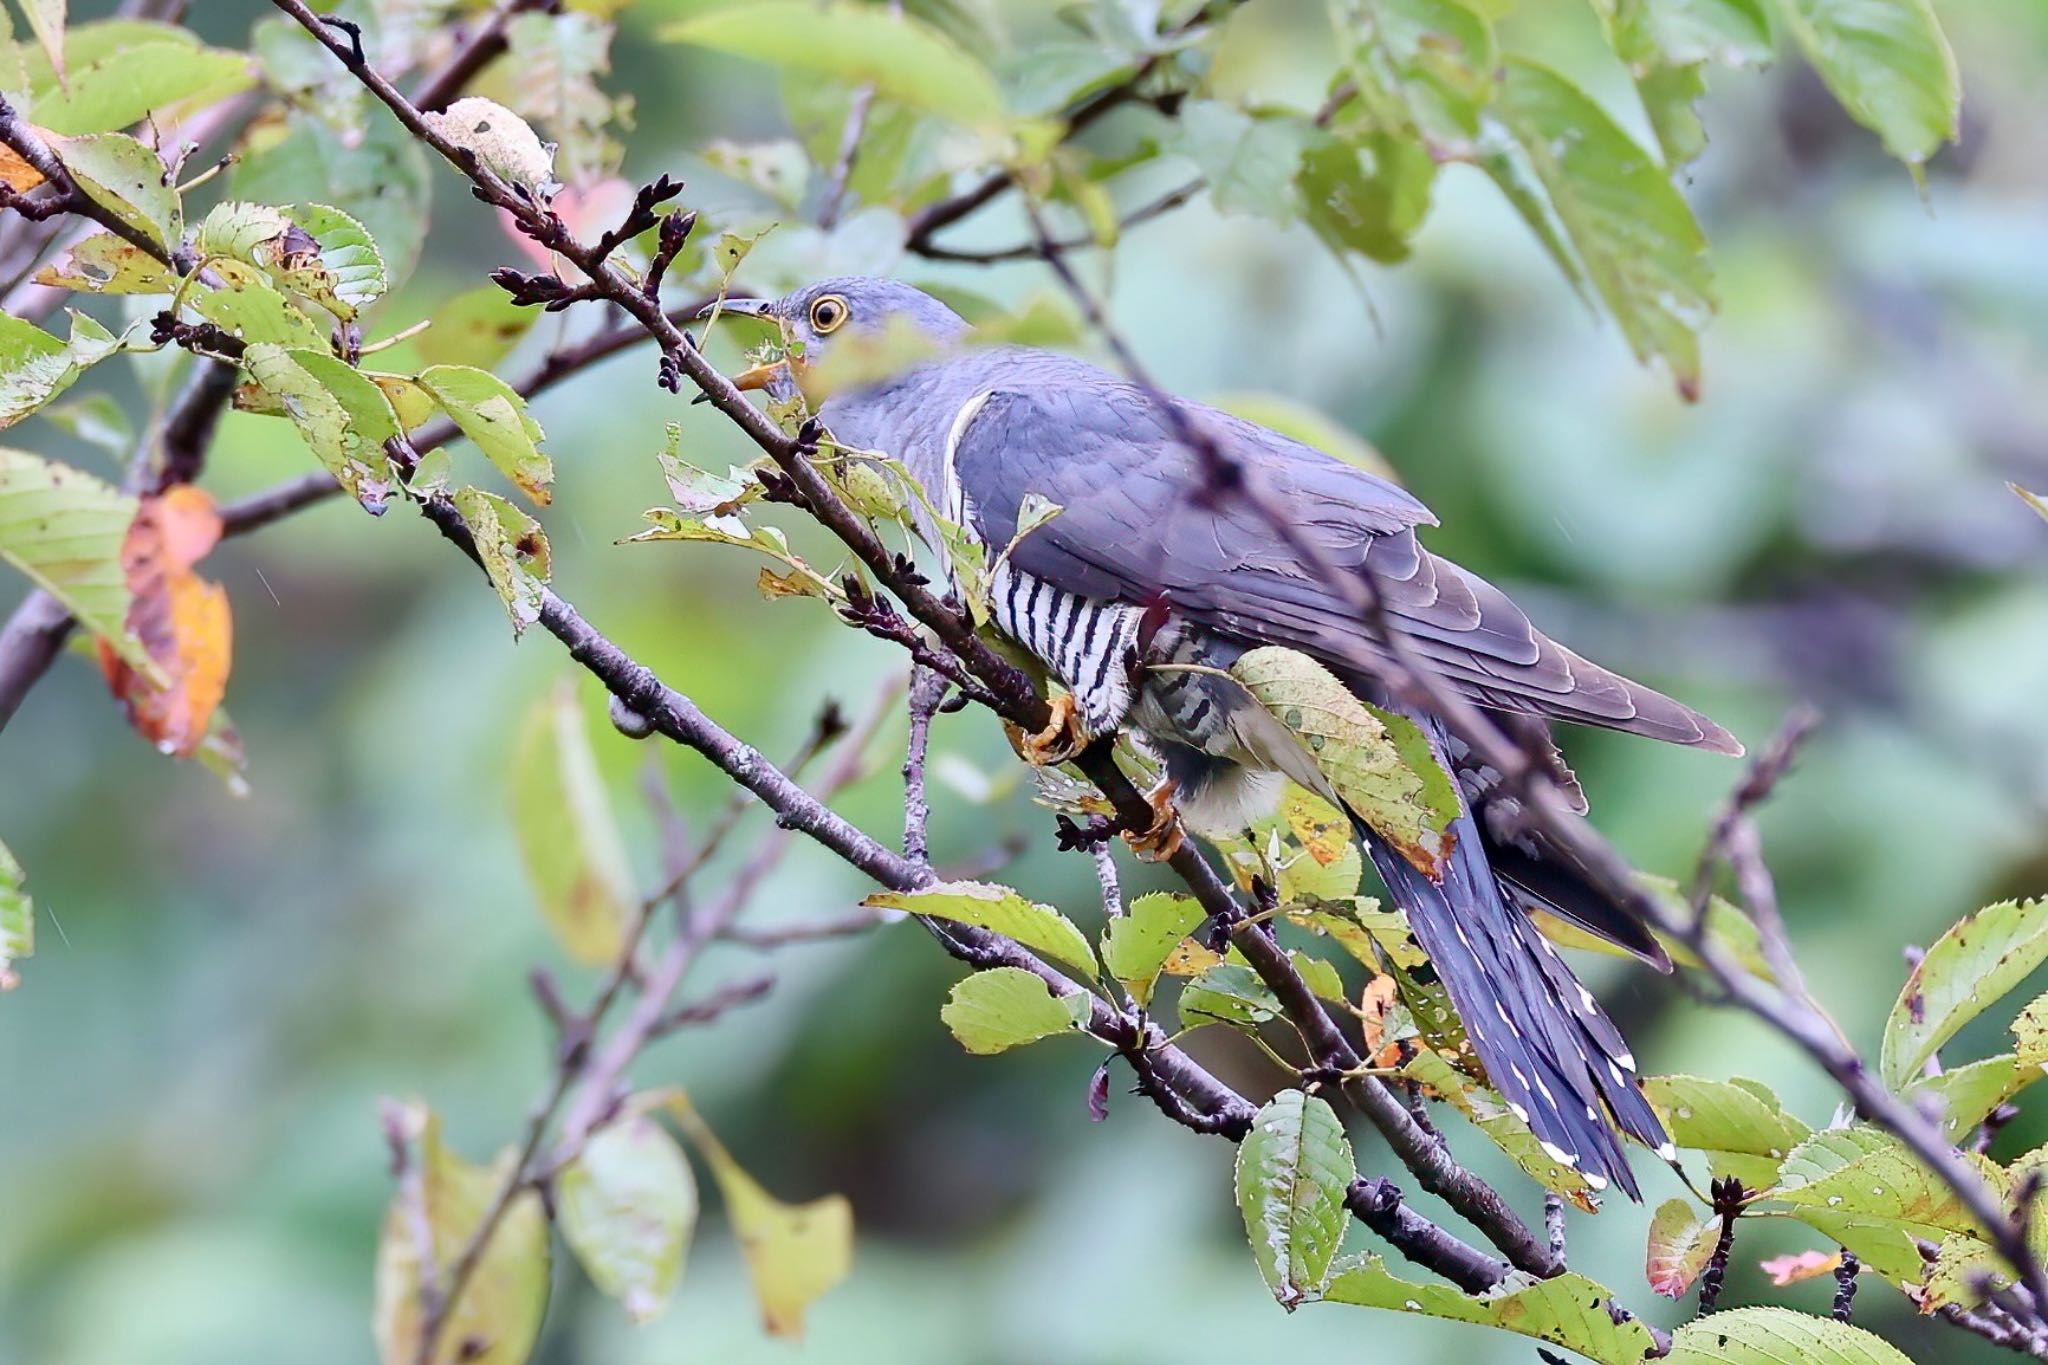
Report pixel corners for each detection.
[1883,898,2048,1089]
[453,486,551,636]
[231,112,433,294]
[1642,1074,1810,1188]
[1323,1257,1658,1362]
[1329,0,1499,145]
[1179,961,1284,1031]
[417,365,552,506]
[558,1114,696,1323]
[1638,60,1710,166]
[1296,128,1437,264]
[511,681,634,967]
[1405,1048,1605,1205]
[1488,59,1715,397]
[0,446,151,670]
[49,131,180,253]
[1902,1053,2040,1142]
[1100,891,1206,1007]
[939,966,1092,1054]
[13,0,64,89]
[1665,1305,1913,1365]
[662,2,1009,130]
[1646,0,1775,66]
[32,230,179,294]
[42,392,131,461]
[1228,645,1460,877]
[277,204,387,322]
[413,286,537,372]
[1646,1197,1721,1297]
[497,11,623,183]
[1775,0,1958,166]
[865,880,1098,981]
[0,309,130,428]
[0,835,31,990]
[667,1096,850,1339]
[1171,102,1312,222]
[191,274,331,351]
[26,37,252,136]
[240,343,400,513]
[1235,1090,1353,1308]
[373,1104,549,1365]
[1770,1126,1996,1278]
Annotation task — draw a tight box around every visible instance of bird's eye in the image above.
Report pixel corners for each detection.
[808,294,849,334]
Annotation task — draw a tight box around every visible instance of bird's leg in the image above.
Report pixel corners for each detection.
[1006,693,1088,767]
[1122,775,1184,863]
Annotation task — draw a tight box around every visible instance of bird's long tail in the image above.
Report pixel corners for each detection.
[1356,717,1668,1200]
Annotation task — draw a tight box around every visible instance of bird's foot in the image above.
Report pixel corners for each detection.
[1122,777,1184,863]
[1007,693,1088,767]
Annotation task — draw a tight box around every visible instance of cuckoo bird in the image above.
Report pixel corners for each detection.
[711,277,1742,1198]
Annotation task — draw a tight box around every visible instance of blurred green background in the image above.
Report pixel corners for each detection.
[5,1,2048,1361]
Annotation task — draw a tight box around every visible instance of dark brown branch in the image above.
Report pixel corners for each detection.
[912,179,1202,265]
[409,0,543,112]
[0,98,198,273]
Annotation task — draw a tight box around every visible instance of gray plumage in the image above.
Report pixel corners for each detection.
[730,277,1743,1198]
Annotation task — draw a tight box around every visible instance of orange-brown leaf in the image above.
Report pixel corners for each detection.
[1359,973,1405,1069]
[96,487,232,757]
[1760,1249,1843,1287]
[0,146,45,192]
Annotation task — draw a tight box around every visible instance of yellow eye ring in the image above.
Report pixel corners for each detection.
[808,294,849,334]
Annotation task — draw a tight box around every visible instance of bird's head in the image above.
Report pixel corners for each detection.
[704,277,969,398]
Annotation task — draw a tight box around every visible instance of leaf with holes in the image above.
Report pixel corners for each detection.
[1882,897,2048,1089]
[1229,646,1460,877]
[1770,1126,1999,1280]
[232,111,433,292]
[0,836,30,990]
[1100,892,1206,1007]
[93,486,231,759]
[1776,0,1958,168]
[454,487,550,636]
[0,447,151,670]
[191,273,330,351]
[1643,1074,1810,1189]
[1235,1090,1353,1308]
[1665,1306,1911,1365]
[1646,1198,1721,1297]
[558,1113,697,1323]
[939,966,1091,1054]
[1179,962,1284,1032]
[1323,1256,1657,1362]
[1903,1053,2041,1142]
[48,131,181,253]
[416,365,552,506]
[424,97,560,201]
[1485,60,1714,398]
[372,1103,549,1365]
[33,232,179,294]
[510,681,633,966]
[276,204,386,321]
[662,2,1008,131]
[0,309,134,429]
[866,880,1098,981]
[241,343,400,513]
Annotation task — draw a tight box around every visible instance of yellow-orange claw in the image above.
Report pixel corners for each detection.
[1123,777,1184,863]
[1008,693,1088,767]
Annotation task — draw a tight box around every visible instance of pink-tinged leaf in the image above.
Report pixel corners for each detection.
[1646,1198,1721,1298]
[1761,1249,1844,1287]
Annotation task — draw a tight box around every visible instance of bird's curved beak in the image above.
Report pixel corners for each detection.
[696,297,791,394]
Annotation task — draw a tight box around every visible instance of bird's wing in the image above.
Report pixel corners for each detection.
[952,376,1740,754]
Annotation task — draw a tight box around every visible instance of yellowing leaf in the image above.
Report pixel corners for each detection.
[240,343,400,513]
[0,447,150,670]
[939,965,1092,1054]
[373,1103,549,1365]
[34,231,177,293]
[510,681,633,967]
[1323,1256,1659,1362]
[417,365,551,505]
[558,1114,696,1322]
[1228,646,1459,877]
[454,486,551,636]
[1406,1048,1602,1208]
[48,130,181,253]
[1235,1090,1353,1308]
[661,2,1008,130]
[866,880,1098,981]
[667,1097,850,1338]
[93,485,231,758]
[1643,1074,1810,1190]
